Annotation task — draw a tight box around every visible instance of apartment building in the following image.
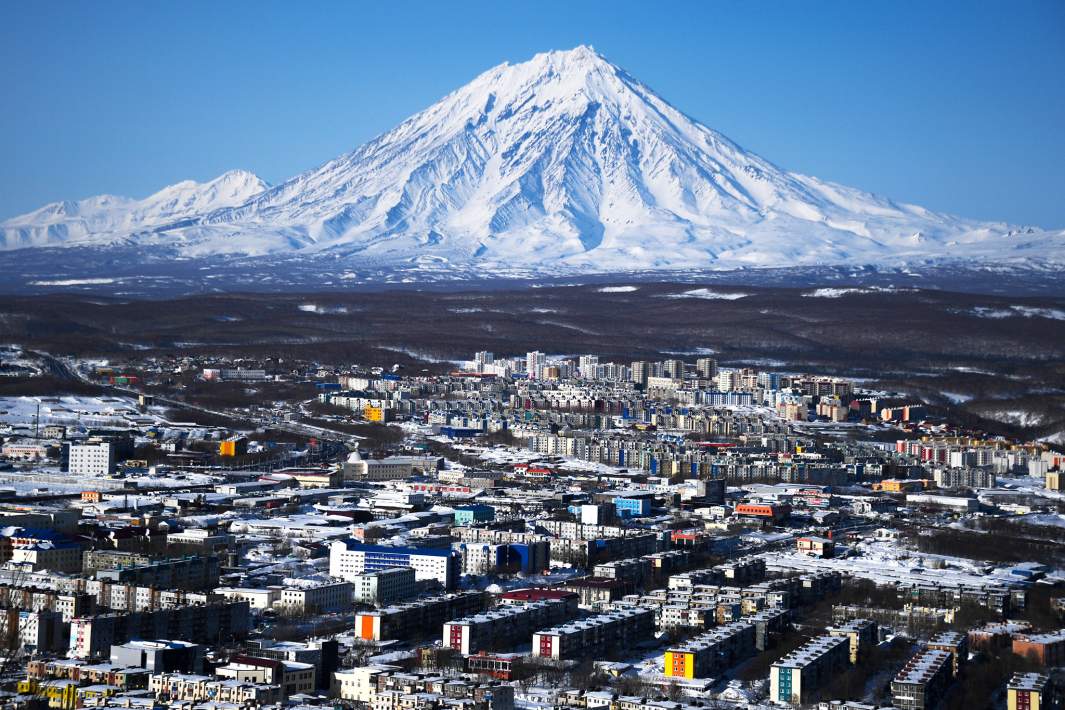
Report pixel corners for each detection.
[1007,673,1057,710]
[455,539,550,575]
[215,655,316,696]
[92,554,220,591]
[25,658,152,689]
[9,540,83,573]
[62,441,115,476]
[68,602,251,659]
[927,630,968,676]
[532,608,654,661]
[333,665,396,704]
[330,540,460,589]
[148,672,280,705]
[0,585,94,621]
[355,592,488,642]
[443,599,574,655]
[827,619,878,664]
[770,635,851,705]
[664,621,756,679]
[165,528,235,550]
[890,648,953,710]
[0,608,65,652]
[592,557,651,585]
[1013,631,1065,666]
[352,567,418,606]
[279,580,353,614]
[371,672,514,710]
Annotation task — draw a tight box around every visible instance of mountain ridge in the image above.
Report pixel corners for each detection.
[1,169,269,250]
[2,46,1062,271]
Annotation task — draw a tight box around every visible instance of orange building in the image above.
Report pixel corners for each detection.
[735,503,791,522]
[873,479,930,493]
[1013,633,1065,666]
[219,436,248,457]
[796,536,835,558]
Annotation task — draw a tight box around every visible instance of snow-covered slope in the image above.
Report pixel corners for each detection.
[1,47,1061,271]
[0,170,268,249]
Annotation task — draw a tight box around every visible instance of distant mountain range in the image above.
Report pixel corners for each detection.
[2,46,1061,279]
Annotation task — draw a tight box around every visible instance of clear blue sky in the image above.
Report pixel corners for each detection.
[2,1,1063,227]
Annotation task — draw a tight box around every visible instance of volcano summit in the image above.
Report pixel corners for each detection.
[2,46,1061,287]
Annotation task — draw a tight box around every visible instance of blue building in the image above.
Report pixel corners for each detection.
[330,540,460,589]
[438,426,482,438]
[453,504,495,526]
[454,541,548,575]
[614,493,653,518]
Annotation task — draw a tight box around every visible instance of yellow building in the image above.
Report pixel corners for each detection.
[664,650,694,679]
[77,685,119,706]
[873,479,929,493]
[293,470,342,488]
[664,622,756,680]
[1008,672,1050,710]
[1046,471,1063,492]
[828,619,878,664]
[18,679,79,710]
[364,405,391,423]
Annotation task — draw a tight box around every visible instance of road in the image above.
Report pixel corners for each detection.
[41,352,364,451]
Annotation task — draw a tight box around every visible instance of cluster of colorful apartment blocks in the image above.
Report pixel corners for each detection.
[769,627,968,707]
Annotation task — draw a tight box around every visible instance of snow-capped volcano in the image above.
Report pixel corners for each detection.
[1,46,1061,271]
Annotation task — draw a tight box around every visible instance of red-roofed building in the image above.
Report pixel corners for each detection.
[498,588,578,613]
[735,503,791,522]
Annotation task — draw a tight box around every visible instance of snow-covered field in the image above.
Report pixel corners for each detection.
[662,288,749,300]
[986,476,1065,502]
[761,538,1026,589]
[965,305,1065,321]
[0,395,171,430]
[1017,513,1065,529]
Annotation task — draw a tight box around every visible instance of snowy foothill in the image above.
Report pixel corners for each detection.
[802,286,915,298]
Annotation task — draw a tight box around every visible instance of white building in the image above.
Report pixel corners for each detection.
[342,452,416,482]
[329,540,458,590]
[333,666,396,703]
[526,351,545,379]
[278,581,352,614]
[66,442,114,476]
[351,567,417,606]
[214,587,281,610]
[10,542,83,573]
[215,659,315,696]
[696,357,718,379]
[165,528,235,549]
[0,609,63,652]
